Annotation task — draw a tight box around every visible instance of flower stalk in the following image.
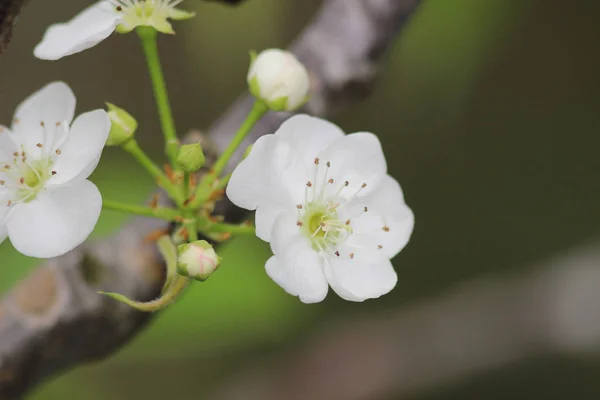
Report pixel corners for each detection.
[137,26,180,166]
[121,139,184,205]
[189,100,268,209]
[102,199,183,222]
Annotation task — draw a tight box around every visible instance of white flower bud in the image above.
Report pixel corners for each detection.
[247,49,310,112]
[176,241,221,281]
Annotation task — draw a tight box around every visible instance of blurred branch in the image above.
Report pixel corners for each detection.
[210,240,600,400]
[0,0,421,398]
[0,0,27,54]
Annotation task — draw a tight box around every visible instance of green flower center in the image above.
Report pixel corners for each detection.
[301,202,351,252]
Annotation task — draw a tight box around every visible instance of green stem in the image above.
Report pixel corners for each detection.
[122,139,183,205]
[100,274,190,312]
[184,211,199,242]
[190,100,267,208]
[207,222,255,235]
[99,235,190,312]
[103,199,182,222]
[137,26,179,166]
[183,171,190,199]
[212,100,268,176]
[215,172,232,190]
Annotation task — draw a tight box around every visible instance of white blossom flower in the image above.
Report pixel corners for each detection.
[34,1,195,60]
[247,49,310,112]
[226,115,414,303]
[0,82,110,258]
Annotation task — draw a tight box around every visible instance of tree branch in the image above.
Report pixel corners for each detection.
[0,0,421,397]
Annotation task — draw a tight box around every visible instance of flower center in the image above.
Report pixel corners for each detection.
[109,0,189,32]
[0,120,67,210]
[296,158,369,257]
[301,202,351,252]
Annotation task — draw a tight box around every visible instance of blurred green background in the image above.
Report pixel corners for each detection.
[1,0,600,398]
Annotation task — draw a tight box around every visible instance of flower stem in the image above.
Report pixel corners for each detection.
[183,171,190,199]
[189,100,267,208]
[137,26,179,166]
[103,199,182,221]
[122,139,183,205]
[212,100,268,177]
[99,235,190,312]
[207,222,255,235]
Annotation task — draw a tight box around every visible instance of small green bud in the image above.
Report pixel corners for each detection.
[176,142,205,172]
[177,240,221,282]
[105,102,137,146]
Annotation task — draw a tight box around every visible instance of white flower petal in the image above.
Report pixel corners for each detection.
[265,254,328,304]
[275,115,345,166]
[269,212,303,255]
[226,134,278,210]
[0,126,17,159]
[11,82,76,156]
[227,115,346,214]
[6,180,102,258]
[255,204,288,242]
[266,212,328,303]
[48,110,110,186]
[34,2,118,60]
[342,175,414,259]
[323,248,397,302]
[0,193,9,246]
[318,132,387,198]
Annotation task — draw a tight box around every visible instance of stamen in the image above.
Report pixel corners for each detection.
[383,226,390,232]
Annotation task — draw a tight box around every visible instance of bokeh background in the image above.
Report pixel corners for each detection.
[2,0,600,398]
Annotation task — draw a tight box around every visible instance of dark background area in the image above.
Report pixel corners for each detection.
[1,0,600,398]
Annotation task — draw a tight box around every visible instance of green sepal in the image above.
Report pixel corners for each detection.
[169,9,196,21]
[105,102,138,146]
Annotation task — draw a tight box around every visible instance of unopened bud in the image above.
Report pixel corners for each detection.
[247,49,310,112]
[176,142,205,172]
[177,240,221,281]
[105,102,137,146]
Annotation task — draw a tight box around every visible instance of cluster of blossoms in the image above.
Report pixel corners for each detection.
[1,0,414,306]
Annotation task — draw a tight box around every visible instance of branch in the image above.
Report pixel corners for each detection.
[209,240,600,400]
[0,0,27,55]
[0,0,421,398]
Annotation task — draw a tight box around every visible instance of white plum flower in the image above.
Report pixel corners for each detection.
[34,1,195,60]
[0,82,110,258]
[226,115,414,303]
